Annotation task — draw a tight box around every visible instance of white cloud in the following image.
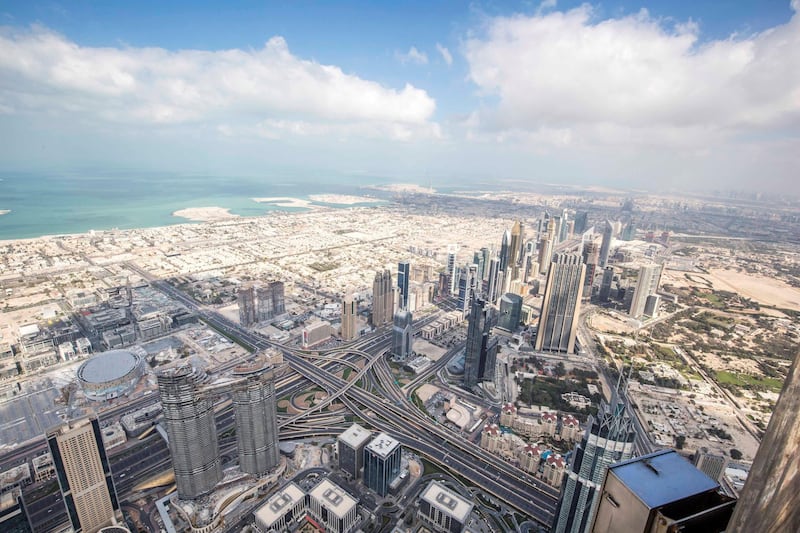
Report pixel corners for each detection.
[538,0,557,14]
[0,26,437,139]
[464,3,800,144]
[396,46,429,65]
[435,43,453,65]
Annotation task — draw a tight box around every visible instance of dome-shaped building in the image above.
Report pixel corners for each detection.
[77,349,145,401]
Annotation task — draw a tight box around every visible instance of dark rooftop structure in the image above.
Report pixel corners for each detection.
[590,449,735,533]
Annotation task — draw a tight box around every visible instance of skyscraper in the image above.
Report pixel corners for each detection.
[270,281,286,316]
[464,298,498,388]
[371,269,394,327]
[582,240,601,298]
[497,293,523,332]
[629,264,663,319]
[551,214,563,244]
[538,236,554,275]
[535,253,585,354]
[364,433,402,497]
[599,221,614,268]
[157,363,221,499]
[509,221,523,271]
[480,247,491,281]
[232,360,279,475]
[621,219,636,241]
[499,229,511,273]
[238,284,257,327]
[446,246,458,295]
[337,423,372,480]
[47,416,121,533]
[257,281,286,322]
[341,292,357,341]
[397,260,410,310]
[391,309,413,361]
[598,266,615,302]
[553,391,637,533]
[456,264,477,314]
[486,256,501,304]
[574,211,589,234]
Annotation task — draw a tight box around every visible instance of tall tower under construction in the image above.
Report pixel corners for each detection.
[157,363,221,499]
[232,360,280,475]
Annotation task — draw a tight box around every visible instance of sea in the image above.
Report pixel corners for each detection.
[0,171,395,241]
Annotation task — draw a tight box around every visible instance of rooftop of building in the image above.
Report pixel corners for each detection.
[254,482,305,527]
[365,432,400,457]
[420,480,473,523]
[308,478,357,519]
[337,423,372,448]
[76,349,142,384]
[609,449,719,509]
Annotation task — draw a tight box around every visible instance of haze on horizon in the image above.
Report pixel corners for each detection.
[0,0,798,195]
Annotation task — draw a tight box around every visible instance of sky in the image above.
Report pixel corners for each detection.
[0,0,798,194]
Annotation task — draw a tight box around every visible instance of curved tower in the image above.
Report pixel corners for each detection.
[232,360,280,475]
[157,363,221,499]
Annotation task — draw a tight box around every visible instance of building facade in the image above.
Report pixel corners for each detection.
[341,293,357,341]
[156,363,221,499]
[238,284,257,327]
[629,264,663,319]
[231,361,279,476]
[337,423,372,480]
[371,269,394,327]
[536,253,585,354]
[553,396,637,533]
[47,417,121,533]
[497,293,523,332]
[363,433,402,497]
[418,480,474,533]
[397,260,410,310]
[463,298,498,388]
[391,309,413,362]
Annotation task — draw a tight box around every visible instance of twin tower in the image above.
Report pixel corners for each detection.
[156,358,279,500]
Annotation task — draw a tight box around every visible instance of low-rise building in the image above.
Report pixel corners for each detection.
[418,480,474,533]
[308,478,359,533]
[254,482,305,533]
[544,454,567,487]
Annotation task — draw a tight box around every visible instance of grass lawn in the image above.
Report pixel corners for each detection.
[716,370,783,392]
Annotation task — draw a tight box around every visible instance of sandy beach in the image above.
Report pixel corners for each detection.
[307,194,382,205]
[172,207,239,222]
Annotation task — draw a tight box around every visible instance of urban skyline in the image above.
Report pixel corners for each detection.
[0,2,798,531]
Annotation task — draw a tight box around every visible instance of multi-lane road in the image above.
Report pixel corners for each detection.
[149,276,560,526]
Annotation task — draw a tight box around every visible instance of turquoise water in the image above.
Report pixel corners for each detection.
[0,172,387,240]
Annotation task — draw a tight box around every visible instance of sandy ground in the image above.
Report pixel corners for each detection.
[588,312,636,335]
[698,351,761,375]
[416,383,440,403]
[172,207,238,222]
[251,197,319,209]
[706,268,800,311]
[307,194,382,205]
[412,339,447,360]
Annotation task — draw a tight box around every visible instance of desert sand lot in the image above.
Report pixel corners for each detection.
[664,267,800,312]
[707,268,800,311]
